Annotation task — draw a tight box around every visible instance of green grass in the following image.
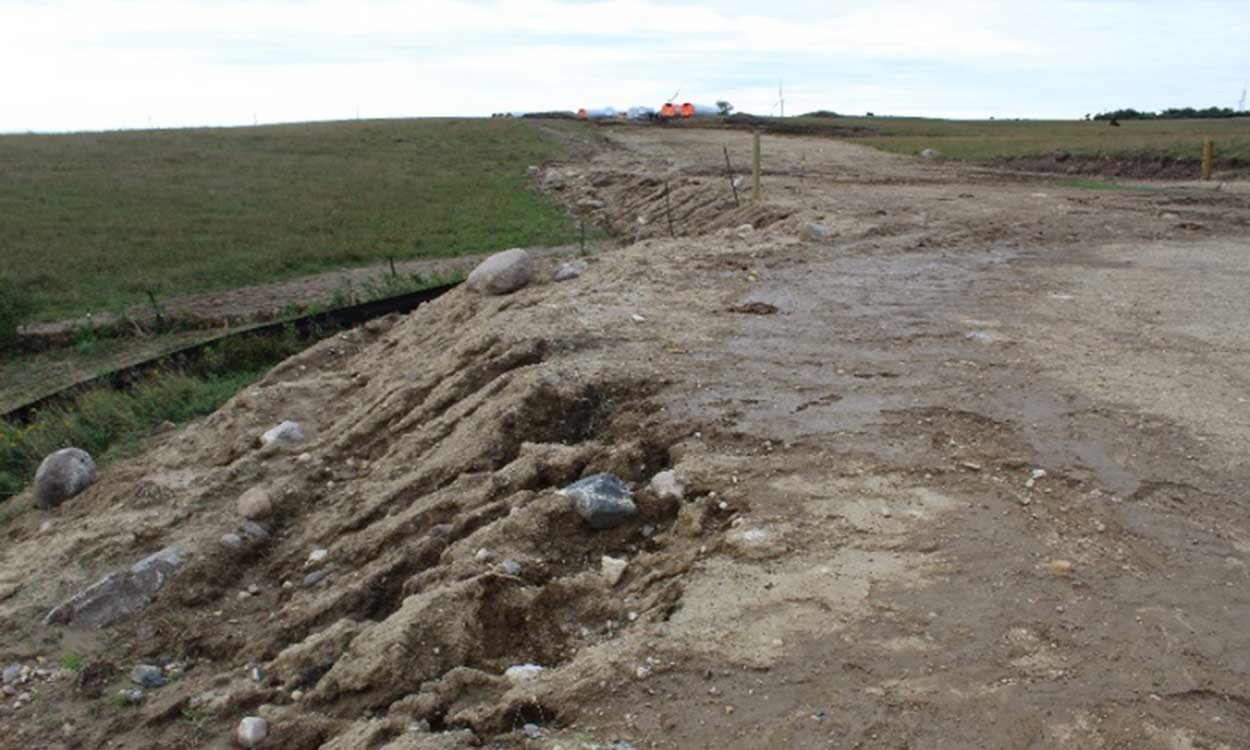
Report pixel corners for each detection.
[0,325,313,504]
[1053,178,1133,191]
[0,118,575,323]
[791,115,1250,161]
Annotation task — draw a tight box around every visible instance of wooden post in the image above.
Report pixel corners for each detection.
[723,145,740,207]
[751,131,761,203]
[1202,139,1214,181]
[579,220,586,255]
[664,181,675,237]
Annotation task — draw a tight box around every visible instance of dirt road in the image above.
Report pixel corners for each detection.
[2,126,1249,749]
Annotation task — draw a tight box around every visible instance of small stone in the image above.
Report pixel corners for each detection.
[296,452,312,463]
[236,716,268,748]
[220,533,244,549]
[2,666,21,685]
[260,421,304,446]
[560,474,638,530]
[237,487,273,520]
[118,688,144,705]
[1045,559,1075,577]
[237,591,252,600]
[504,664,545,683]
[240,521,270,540]
[1031,469,1048,480]
[522,723,542,739]
[249,666,264,682]
[799,222,833,242]
[542,171,565,190]
[306,549,329,567]
[553,260,589,282]
[466,248,533,296]
[576,198,606,210]
[303,570,329,587]
[247,584,260,595]
[290,689,304,701]
[33,448,97,508]
[500,559,523,576]
[649,470,684,501]
[601,556,628,587]
[474,548,493,563]
[130,665,165,689]
[919,148,942,159]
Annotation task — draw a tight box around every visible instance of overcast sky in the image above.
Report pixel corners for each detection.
[3,0,1248,132]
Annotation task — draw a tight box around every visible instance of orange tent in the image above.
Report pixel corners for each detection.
[659,102,677,118]
[679,102,695,118]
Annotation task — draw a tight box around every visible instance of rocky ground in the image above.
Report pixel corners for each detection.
[2,126,1250,749]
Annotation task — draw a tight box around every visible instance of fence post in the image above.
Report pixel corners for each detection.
[1202,139,1214,181]
[752,131,761,203]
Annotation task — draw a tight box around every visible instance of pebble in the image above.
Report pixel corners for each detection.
[236,716,269,748]
[522,723,543,739]
[130,664,165,689]
[601,556,628,587]
[220,533,244,549]
[1045,559,1075,577]
[260,421,304,446]
[500,559,523,576]
[241,521,270,539]
[290,689,304,702]
[306,548,329,567]
[553,260,589,282]
[2,666,21,685]
[118,688,145,705]
[474,548,494,562]
[504,664,544,683]
[649,470,685,501]
[303,570,329,587]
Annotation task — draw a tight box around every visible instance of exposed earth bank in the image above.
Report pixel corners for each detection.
[3,127,1250,749]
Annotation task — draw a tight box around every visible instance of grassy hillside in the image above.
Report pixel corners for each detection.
[0,118,577,322]
[806,115,1250,161]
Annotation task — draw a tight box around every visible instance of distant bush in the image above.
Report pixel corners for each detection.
[1094,107,1250,121]
[801,110,841,118]
[0,277,33,354]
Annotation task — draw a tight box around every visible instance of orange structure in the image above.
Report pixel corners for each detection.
[659,102,677,118]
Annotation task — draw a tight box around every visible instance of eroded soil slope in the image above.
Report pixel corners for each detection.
[3,127,1250,749]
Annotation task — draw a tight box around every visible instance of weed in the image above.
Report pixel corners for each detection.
[60,652,83,670]
[0,276,34,354]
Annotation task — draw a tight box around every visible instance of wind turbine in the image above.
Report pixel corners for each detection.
[1239,82,1247,112]
[769,79,785,118]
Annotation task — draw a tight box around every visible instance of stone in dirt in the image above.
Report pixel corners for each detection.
[237,487,273,520]
[799,222,833,242]
[504,664,544,683]
[466,248,533,296]
[260,421,304,446]
[33,448,97,508]
[601,555,628,586]
[130,664,165,689]
[920,148,942,159]
[44,546,185,628]
[649,470,685,501]
[560,473,638,529]
[553,259,589,282]
[236,716,268,748]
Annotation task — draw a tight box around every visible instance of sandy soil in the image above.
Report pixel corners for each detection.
[2,126,1250,750]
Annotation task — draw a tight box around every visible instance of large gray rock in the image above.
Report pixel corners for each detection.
[236,716,269,748]
[466,249,533,296]
[260,421,304,446]
[560,473,637,530]
[44,546,185,628]
[33,448,96,508]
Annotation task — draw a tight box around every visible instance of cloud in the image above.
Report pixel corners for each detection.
[1,0,1247,131]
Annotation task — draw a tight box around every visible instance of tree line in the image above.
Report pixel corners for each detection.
[1092,107,1250,121]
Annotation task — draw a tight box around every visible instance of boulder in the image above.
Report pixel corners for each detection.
[44,546,185,628]
[560,473,637,530]
[466,249,533,296]
[553,260,588,282]
[33,448,97,508]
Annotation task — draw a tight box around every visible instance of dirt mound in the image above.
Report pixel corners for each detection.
[992,152,1250,180]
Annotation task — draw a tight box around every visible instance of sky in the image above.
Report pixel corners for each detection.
[2,0,1248,133]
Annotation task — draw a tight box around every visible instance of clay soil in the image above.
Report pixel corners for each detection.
[3,127,1250,750]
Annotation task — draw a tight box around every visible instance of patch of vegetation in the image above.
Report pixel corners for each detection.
[0,119,574,322]
[0,277,34,354]
[60,652,83,670]
[1054,178,1132,191]
[1094,107,1250,121]
[788,114,1250,162]
[0,325,312,503]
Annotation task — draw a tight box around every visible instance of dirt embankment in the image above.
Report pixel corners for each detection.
[3,128,1250,749]
[991,152,1250,180]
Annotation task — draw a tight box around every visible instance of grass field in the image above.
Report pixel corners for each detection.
[0,118,577,323]
[797,115,1250,161]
